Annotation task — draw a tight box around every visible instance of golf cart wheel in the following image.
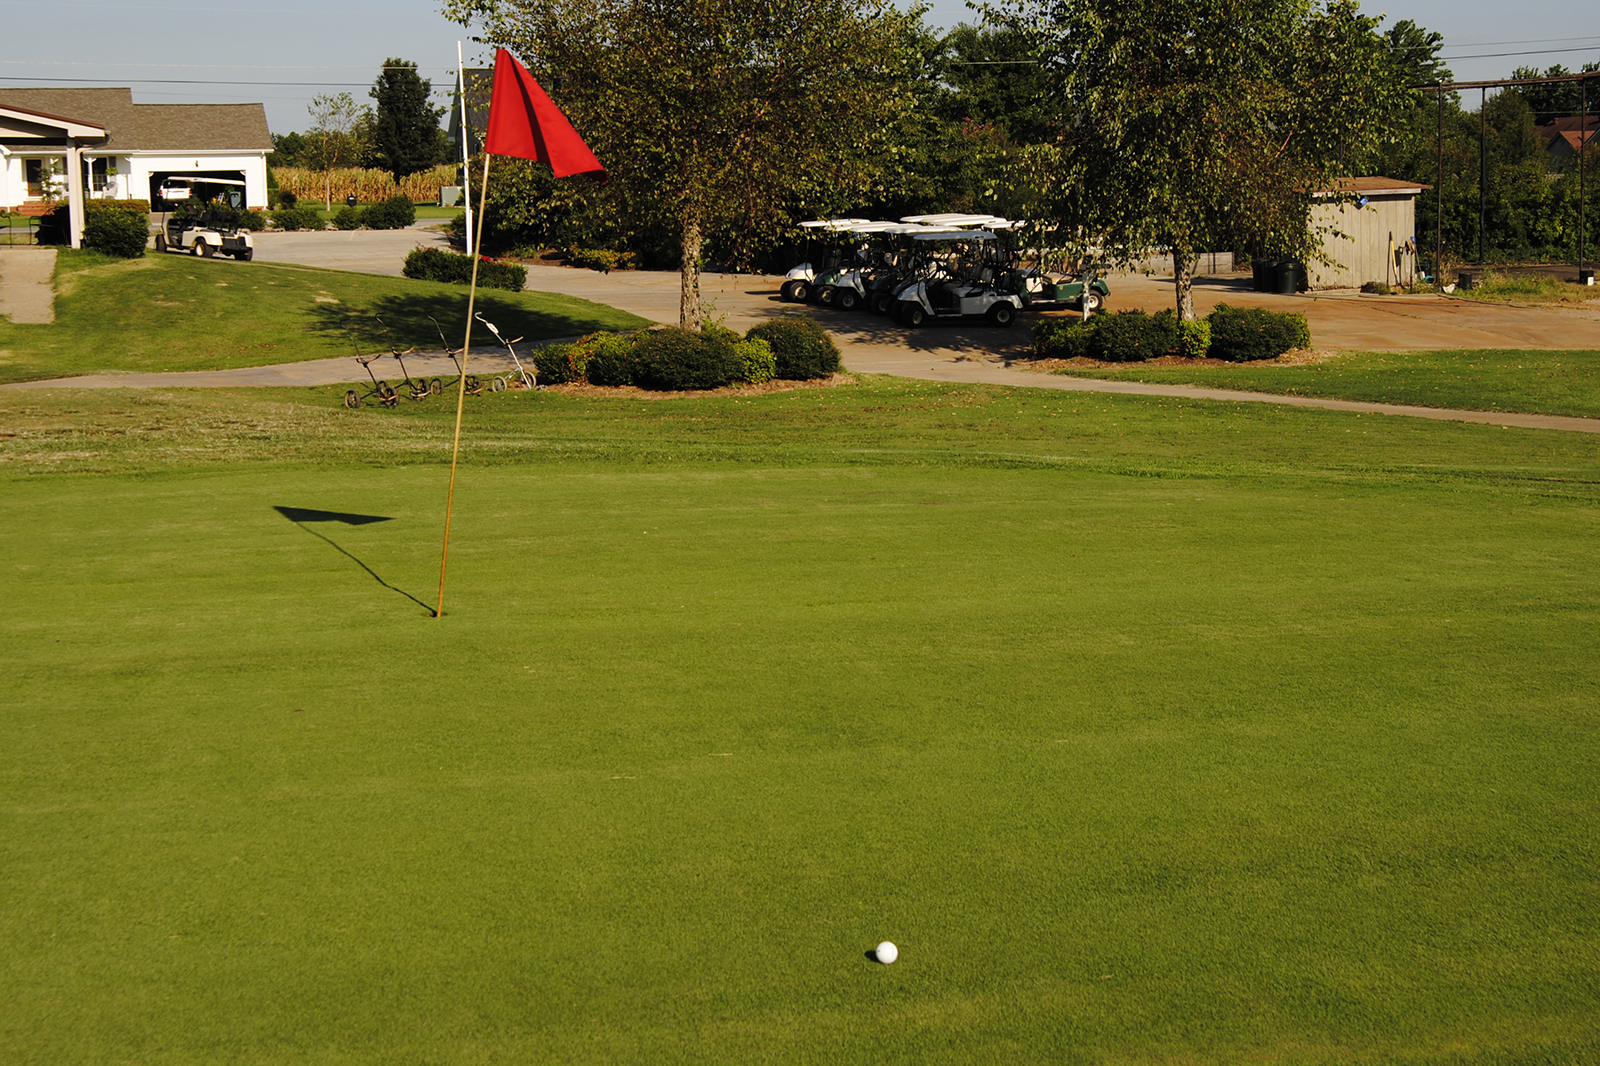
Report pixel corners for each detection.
[814,286,836,306]
[835,288,861,312]
[492,376,508,392]
[780,279,804,302]
[343,389,360,409]
[905,304,927,327]
[1081,290,1103,314]
[198,241,215,258]
[238,248,254,262]
[789,280,811,303]
[154,234,167,253]
[429,378,443,396]
[986,303,1017,328]
[870,292,894,316]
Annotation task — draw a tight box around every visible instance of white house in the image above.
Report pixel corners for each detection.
[0,87,271,248]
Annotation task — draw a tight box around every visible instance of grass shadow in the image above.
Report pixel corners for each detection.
[308,288,630,353]
[274,505,435,615]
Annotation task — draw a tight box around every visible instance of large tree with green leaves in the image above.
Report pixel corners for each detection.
[444,0,921,328]
[370,58,448,180]
[1018,0,1411,318]
[304,92,371,210]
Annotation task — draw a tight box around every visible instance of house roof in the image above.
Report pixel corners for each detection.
[0,102,107,138]
[0,87,269,151]
[1537,116,1597,155]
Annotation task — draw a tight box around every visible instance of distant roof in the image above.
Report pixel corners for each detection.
[1536,116,1597,155]
[1327,175,1431,195]
[0,87,269,151]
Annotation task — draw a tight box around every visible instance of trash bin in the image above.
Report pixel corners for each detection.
[346,195,358,208]
[1274,259,1302,295]
[1457,270,1478,291]
[1252,258,1278,293]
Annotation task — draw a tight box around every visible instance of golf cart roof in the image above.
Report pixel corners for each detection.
[798,218,870,230]
[900,213,1007,227]
[912,229,997,241]
[166,176,248,186]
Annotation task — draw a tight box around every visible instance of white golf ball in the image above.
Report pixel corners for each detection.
[875,941,898,965]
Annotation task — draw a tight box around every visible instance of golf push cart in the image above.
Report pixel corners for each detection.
[153,177,254,260]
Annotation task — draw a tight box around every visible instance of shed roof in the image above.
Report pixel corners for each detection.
[1331,176,1431,195]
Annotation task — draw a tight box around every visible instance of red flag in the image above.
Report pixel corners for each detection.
[484,48,604,179]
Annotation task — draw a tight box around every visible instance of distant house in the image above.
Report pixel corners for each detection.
[1307,176,1429,290]
[0,87,270,247]
[1537,116,1598,168]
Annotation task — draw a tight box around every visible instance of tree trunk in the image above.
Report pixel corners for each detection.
[679,212,702,330]
[1173,244,1197,321]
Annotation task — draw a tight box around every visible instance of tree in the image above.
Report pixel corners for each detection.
[268,131,307,168]
[1019,0,1412,318]
[370,58,448,179]
[444,0,921,328]
[304,92,371,209]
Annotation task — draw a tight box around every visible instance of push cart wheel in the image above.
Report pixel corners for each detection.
[492,376,508,392]
[835,288,860,312]
[430,378,443,396]
[380,385,398,407]
[780,279,803,302]
[986,303,1017,328]
[465,375,482,394]
[343,389,360,409]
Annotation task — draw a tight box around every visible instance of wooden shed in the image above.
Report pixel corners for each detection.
[1307,176,1428,290]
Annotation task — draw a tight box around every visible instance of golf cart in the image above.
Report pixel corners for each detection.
[891,230,1024,328]
[779,219,868,302]
[153,178,254,260]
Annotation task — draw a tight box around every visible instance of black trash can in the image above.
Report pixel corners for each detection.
[1252,258,1277,293]
[1274,259,1302,295]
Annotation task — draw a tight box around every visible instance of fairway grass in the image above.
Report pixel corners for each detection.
[0,250,651,385]
[3,380,1598,1064]
[1051,348,1600,419]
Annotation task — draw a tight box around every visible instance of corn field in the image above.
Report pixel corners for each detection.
[270,164,460,205]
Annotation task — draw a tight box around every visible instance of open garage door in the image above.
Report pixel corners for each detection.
[148,171,247,211]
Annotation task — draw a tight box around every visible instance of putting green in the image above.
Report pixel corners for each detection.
[4,454,1597,1063]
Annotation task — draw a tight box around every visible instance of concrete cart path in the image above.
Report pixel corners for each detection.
[1,349,531,390]
[0,247,58,324]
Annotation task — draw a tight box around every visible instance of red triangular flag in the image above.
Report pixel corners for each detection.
[483,48,604,179]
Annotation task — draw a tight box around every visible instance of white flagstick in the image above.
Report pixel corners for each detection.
[456,42,474,257]
[435,150,493,618]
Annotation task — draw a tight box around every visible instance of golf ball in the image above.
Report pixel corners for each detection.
[875,941,898,965]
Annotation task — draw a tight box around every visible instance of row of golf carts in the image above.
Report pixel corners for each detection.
[779,214,1109,327]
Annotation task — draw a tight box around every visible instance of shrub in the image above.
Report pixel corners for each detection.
[362,195,415,231]
[532,342,587,384]
[1031,316,1096,359]
[271,206,324,231]
[580,331,639,387]
[274,189,298,209]
[234,209,267,232]
[1360,280,1392,295]
[82,202,149,258]
[1179,317,1212,359]
[563,247,636,273]
[402,248,527,292]
[745,317,840,380]
[632,327,742,390]
[733,337,776,384]
[1208,304,1312,362]
[332,205,363,231]
[1089,309,1180,362]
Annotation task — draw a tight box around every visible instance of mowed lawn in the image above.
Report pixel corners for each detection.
[0,250,650,385]
[1052,348,1600,419]
[3,381,1599,1064]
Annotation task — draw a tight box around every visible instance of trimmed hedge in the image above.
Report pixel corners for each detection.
[1091,310,1180,362]
[745,317,841,380]
[81,200,151,258]
[1208,304,1311,362]
[1031,317,1095,359]
[332,205,363,230]
[271,206,323,231]
[402,248,527,292]
[734,337,776,384]
[581,331,639,387]
[533,342,588,385]
[563,247,636,273]
[363,195,415,231]
[632,327,742,391]
[1179,318,1212,359]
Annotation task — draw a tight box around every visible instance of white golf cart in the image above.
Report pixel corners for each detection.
[153,177,254,260]
[779,219,868,302]
[891,230,1024,328]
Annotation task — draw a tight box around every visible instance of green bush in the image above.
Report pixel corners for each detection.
[82,202,149,258]
[1179,317,1212,359]
[402,248,527,292]
[271,206,323,231]
[580,331,639,387]
[1031,317,1096,359]
[234,210,267,232]
[1208,304,1311,362]
[733,337,776,384]
[363,195,415,231]
[632,327,742,391]
[745,317,841,380]
[563,247,636,273]
[331,205,363,230]
[1090,310,1180,362]
[273,189,298,209]
[532,342,587,385]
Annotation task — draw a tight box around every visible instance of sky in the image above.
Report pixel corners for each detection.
[1,0,1596,136]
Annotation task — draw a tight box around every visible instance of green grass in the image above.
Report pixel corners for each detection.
[1451,270,1600,306]
[3,379,1598,1063]
[1053,348,1600,418]
[0,250,649,385]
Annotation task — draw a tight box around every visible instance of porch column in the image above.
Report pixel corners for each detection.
[65,140,85,249]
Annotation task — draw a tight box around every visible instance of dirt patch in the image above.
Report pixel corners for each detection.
[540,372,856,400]
[1014,349,1342,373]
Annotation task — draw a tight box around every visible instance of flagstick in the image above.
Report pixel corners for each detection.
[435,151,493,619]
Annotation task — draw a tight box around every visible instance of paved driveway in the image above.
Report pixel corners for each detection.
[248,223,453,276]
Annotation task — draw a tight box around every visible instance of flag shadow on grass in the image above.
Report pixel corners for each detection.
[274,506,436,616]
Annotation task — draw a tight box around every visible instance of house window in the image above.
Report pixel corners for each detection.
[86,157,111,193]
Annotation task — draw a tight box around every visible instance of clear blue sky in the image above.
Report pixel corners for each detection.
[1,0,1595,136]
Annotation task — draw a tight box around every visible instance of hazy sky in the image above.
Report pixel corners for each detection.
[1,0,1595,136]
